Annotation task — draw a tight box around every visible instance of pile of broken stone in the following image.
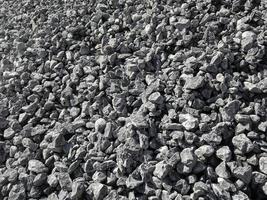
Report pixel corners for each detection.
[0,0,267,199]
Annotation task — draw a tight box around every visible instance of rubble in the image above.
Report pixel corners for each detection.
[0,0,266,199]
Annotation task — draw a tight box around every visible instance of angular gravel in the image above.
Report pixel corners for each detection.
[0,0,267,200]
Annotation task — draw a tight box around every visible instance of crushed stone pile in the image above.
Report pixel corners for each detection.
[0,0,267,199]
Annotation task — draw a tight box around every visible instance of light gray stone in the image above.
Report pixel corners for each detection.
[232,134,253,153]
[259,157,267,175]
[28,160,48,173]
[184,76,205,90]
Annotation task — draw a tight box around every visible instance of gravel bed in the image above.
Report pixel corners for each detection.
[0,0,267,199]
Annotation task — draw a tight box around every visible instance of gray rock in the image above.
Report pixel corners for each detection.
[262,182,267,196]
[74,146,87,160]
[29,185,42,198]
[0,116,8,129]
[257,78,267,93]
[80,43,90,55]
[213,122,230,135]
[220,100,241,122]
[8,184,26,200]
[47,173,58,187]
[258,121,267,132]
[106,172,117,186]
[58,172,72,191]
[97,160,117,171]
[201,132,222,145]
[48,193,59,200]
[168,152,181,167]
[211,183,231,199]
[244,82,261,93]
[192,181,209,193]
[161,190,170,200]
[180,147,197,173]
[162,123,183,130]
[47,132,66,153]
[231,165,252,184]
[16,42,26,56]
[153,161,170,179]
[87,182,108,200]
[252,172,267,185]
[66,51,73,61]
[250,114,261,123]
[217,177,236,192]
[210,51,223,66]
[191,189,206,200]
[148,92,164,104]
[235,123,251,134]
[126,173,143,189]
[176,17,190,30]
[68,160,81,174]
[103,190,126,200]
[234,114,251,124]
[28,160,48,173]
[58,190,69,200]
[215,162,231,179]
[130,113,148,128]
[216,146,232,161]
[184,56,198,69]
[184,131,197,145]
[254,102,265,116]
[241,31,257,52]
[232,134,253,153]
[0,142,6,163]
[92,171,106,183]
[3,127,15,139]
[71,179,85,200]
[259,157,267,175]
[33,173,47,186]
[247,155,258,166]
[22,138,38,151]
[18,113,30,123]
[84,160,94,174]
[4,168,18,183]
[206,167,218,180]
[194,145,214,160]
[184,76,205,90]
[232,191,250,200]
[95,118,107,133]
[174,179,190,195]
[22,100,39,113]
[179,114,199,130]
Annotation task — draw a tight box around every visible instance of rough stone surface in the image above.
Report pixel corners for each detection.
[153,161,170,179]
[232,134,254,153]
[184,76,205,90]
[0,1,266,199]
[87,183,108,200]
[259,157,267,175]
[220,100,241,122]
[216,146,232,161]
[28,160,48,174]
[179,114,199,131]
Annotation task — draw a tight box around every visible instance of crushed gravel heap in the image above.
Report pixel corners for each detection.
[0,0,267,199]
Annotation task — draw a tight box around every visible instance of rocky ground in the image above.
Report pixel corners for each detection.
[0,0,267,199]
